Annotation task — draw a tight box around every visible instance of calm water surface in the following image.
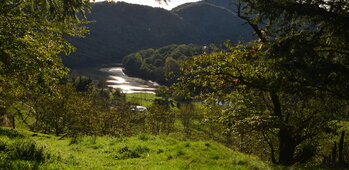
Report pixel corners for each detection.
[71,65,159,94]
[101,67,158,93]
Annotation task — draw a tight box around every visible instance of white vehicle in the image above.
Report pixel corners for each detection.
[131,105,148,112]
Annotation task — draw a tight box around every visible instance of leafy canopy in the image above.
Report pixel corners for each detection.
[0,0,90,110]
[174,0,349,165]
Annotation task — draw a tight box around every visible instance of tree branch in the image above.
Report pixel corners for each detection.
[234,0,267,43]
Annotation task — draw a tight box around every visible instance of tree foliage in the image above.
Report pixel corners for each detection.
[175,41,347,165]
[174,0,349,165]
[235,0,349,99]
[0,0,90,124]
[123,44,204,84]
[25,78,149,137]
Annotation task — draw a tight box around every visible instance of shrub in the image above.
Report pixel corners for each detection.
[0,140,6,152]
[134,145,150,154]
[0,128,24,139]
[8,139,47,162]
[0,138,48,169]
[114,145,150,160]
[138,134,150,141]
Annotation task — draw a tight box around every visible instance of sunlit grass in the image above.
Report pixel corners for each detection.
[0,128,272,169]
[126,93,160,107]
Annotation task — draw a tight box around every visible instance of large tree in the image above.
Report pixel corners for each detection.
[236,0,349,164]
[0,0,90,126]
[175,0,349,166]
[235,0,349,99]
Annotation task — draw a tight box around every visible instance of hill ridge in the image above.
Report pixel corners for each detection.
[64,1,253,68]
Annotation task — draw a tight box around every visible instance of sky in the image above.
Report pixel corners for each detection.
[92,0,201,10]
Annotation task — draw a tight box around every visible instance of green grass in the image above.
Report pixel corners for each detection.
[126,93,160,107]
[0,128,272,169]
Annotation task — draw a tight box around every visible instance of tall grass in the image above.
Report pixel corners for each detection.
[8,139,47,162]
[0,128,48,169]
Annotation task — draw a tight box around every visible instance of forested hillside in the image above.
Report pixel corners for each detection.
[173,2,249,43]
[64,1,252,68]
[122,44,204,84]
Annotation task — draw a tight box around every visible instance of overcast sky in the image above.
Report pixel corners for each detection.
[92,0,201,10]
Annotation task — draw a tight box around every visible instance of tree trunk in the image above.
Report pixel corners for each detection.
[11,114,15,129]
[270,92,297,165]
[262,132,276,163]
[270,140,276,164]
[339,131,345,164]
[278,128,296,165]
[332,141,337,165]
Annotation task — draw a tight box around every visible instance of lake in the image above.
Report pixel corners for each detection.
[70,64,159,94]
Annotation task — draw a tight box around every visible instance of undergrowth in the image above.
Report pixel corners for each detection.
[0,128,48,169]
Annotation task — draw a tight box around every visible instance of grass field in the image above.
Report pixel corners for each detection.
[0,127,272,169]
[126,93,160,107]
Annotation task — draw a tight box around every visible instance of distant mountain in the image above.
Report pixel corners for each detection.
[174,0,235,11]
[204,0,236,11]
[63,1,253,68]
[172,1,250,43]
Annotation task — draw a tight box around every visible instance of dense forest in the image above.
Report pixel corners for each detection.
[122,44,203,84]
[122,42,231,85]
[64,1,253,68]
[1,0,349,169]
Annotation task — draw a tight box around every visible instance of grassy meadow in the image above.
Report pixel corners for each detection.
[0,127,272,170]
[126,93,160,108]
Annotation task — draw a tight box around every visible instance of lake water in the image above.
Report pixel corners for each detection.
[70,65,159,94]
[101,67,159,93]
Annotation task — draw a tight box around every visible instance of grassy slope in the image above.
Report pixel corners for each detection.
[0,128,271,169]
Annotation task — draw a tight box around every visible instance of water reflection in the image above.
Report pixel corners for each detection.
[100,67,159,94]
[108,76,127,84]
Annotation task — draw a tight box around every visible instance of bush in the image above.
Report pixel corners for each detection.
[138,134,151,141]
[0,140,6,152]
[0,128,24,139]
[114,145,150,160]
[8,139,47,162]
[0,138,48,169]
